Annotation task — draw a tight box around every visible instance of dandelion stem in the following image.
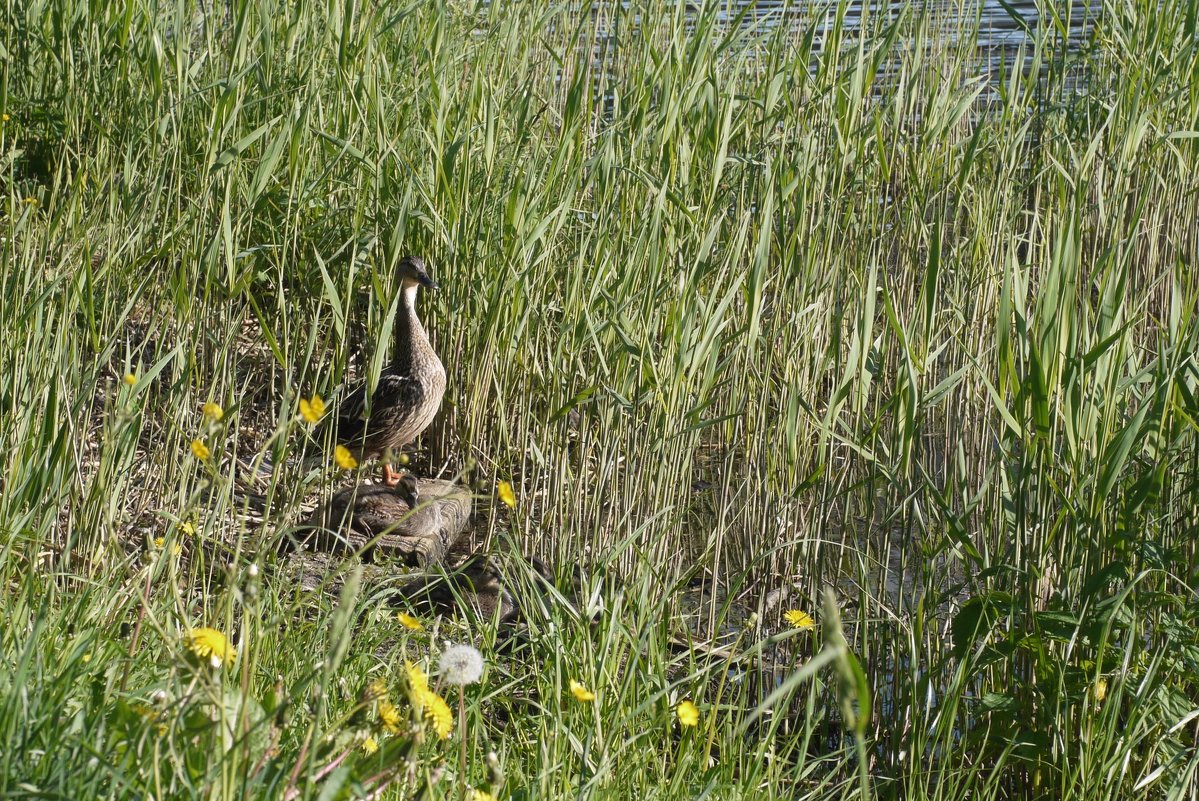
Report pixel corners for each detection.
[120,564,154,694]
[458,690,467,801]
[313,746,354,783]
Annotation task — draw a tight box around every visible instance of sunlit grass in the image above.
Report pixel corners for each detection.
[2,0,1198,798]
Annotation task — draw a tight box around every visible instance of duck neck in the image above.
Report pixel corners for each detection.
[392,283,430,372]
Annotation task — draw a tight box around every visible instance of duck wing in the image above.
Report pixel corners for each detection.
[326,372,433,453]
[371,372,434,413]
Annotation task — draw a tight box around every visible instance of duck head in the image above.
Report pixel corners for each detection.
[394,472,420,509]
[397,255,438,290]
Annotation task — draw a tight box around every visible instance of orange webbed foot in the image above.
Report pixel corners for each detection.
[382,463,402,487]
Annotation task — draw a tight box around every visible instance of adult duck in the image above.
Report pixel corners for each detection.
[324,255,445,485]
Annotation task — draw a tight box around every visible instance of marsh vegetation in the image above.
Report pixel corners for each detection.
[2,0,1198,798]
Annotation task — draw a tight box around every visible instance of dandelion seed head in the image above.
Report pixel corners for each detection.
[439,644,484,686]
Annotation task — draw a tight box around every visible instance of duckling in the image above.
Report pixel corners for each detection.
[397,554,559,627]
[293,474,470,566]
[323,255,445,486]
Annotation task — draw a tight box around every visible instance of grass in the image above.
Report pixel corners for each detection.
[2,0,1199,798]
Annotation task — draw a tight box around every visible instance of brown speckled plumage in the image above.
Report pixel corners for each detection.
[397,555,557,626]
[294,476,471,566]
[324,255,445,466]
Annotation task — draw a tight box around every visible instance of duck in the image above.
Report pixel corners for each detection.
[322,255,445,486]
[396,554,561,628]
[303,473,421,550]
[292,473,471,566]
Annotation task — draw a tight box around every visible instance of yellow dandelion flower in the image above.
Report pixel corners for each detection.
[784,609,815,631]
[397,452,410,465]
[123,373,137,386]
[154,537,164,549]
[334,445,358,470]
[361,736,379,755]
[569,679,595,703]
[405,661,430,697]
[202,401,224,421]
[1,113,9,122]
[299,394,325,423]
[422,690,453,739]
[396,612,423,631]
[81,652,92,664]
[185,627,236,667]
[180,521,196,536]
[497,480,516,509]
[23,197,38,206]
[677,699,700,727]
[190,439,210,460]
[364,677,389,702]
[378,697,402,734]
[470,791,497,801]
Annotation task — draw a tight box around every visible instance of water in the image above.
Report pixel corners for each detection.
[572,0,1103,112]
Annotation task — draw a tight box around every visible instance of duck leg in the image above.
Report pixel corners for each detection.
[382,463,404,487]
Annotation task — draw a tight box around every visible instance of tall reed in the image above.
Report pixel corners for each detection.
[1,0,1197,798]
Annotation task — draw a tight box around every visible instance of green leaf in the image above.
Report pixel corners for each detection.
[1034,611,1080,643]
[315,765,350,801]
[1096,401,1150,502]
[951,593,1011,659]
[210,118,277,173]
[980,692,1020,714]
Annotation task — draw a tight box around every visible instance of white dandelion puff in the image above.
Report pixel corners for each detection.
[439,643,484,686]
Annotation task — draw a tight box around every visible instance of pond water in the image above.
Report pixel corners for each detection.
[643,0,1100,50]
[574,0,1104,104]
